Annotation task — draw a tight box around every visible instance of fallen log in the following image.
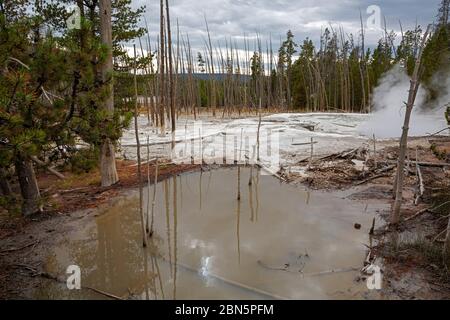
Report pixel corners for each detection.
[31,156,65,180]
[384,159,450,168]
[354,173,391,186]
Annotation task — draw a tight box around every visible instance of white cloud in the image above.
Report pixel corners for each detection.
[129,0,440,58]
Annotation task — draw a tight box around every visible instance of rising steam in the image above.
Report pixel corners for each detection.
[358,64,449,138]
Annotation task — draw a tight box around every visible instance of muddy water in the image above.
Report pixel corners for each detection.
[33,168,387,300]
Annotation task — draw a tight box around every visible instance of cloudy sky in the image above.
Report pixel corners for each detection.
[133,0,441,53]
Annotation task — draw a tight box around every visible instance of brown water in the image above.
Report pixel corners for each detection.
[33,167,387,300]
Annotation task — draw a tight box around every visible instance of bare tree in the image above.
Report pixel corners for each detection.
[99,0,119,187]
[159,0,166,134]
[391,26,431,225]
[165,0,175,132]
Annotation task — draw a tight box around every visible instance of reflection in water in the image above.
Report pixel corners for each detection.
[149,245,156,299]
[237,186,241,265]
[149,158,158,235]
[143,247,150,300]
[255,168,260,222]
[150,238,165,299]
[164,180,172,276]
[237,167,241,201]
[206,170,212,195]
[173,176,178,300]
[199,171,203,211]
[179,175,183,210]
[35,167,389,300]
[248,178,254,222]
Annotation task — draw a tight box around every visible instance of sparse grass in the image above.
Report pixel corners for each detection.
[430,143,447,161]
[429,186,450,216]
[53,170,101,190]
[395,235,450,282]
[406,238,447,264]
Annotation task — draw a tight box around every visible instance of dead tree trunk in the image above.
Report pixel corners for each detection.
[99,0,119,187]
[159,0,166,134]
[165,0,175,133]
[391,26,430,225]
[15,156,42,216]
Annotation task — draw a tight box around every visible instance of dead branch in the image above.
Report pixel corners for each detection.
[414,164,425,205]
[384,159,450,168]
[84,286,124,300]
[404,207,430,222]
[36,271,124,300]
[427,127,450,137]
[432,229,447,243]
[31,156,65,180]
[291,141,318,146]
[0,240,39,254]
[354,173,391,186]
[302,267,359,277]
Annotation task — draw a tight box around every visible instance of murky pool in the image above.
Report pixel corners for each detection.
[34,167,387,300]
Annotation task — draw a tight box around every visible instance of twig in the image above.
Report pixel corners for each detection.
[11,263,38,273]
[384,160,450,167]
[84,286,124,300]
[427,127,450,137]
[0,240,39,254]
[35,271,124,300]
[291,141,318,146]
[354,173,391,186]
[405,201,450,222]
[429,201,450,214]
[302,267,359,277]
[432,229,447,243]
[404,207,430,222]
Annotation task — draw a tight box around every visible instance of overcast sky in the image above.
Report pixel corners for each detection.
[129,0,442,67]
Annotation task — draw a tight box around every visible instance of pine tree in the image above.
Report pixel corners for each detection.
[0,1,74,215]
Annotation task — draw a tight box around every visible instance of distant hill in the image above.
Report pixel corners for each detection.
[179,73,251,82]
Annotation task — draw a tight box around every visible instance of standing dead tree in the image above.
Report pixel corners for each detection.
[165,0,175,132]
[99,0,119,187]
[391,25,431,225]
[159,0,166,134]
